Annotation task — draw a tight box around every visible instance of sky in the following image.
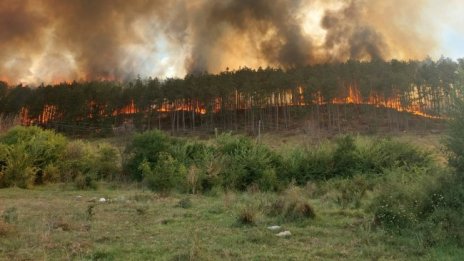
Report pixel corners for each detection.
[427,0,464,59]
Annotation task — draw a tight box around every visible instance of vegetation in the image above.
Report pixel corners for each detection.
[0,121,463,259]
[0,126,120,189]
[0,58,462,136]
[371,84,464,247]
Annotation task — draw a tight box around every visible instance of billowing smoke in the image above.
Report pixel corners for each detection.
[0,0,438,84]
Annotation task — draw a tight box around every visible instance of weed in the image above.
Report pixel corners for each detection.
[268,186,316,221]
[2,207,18,223]
[87,204,95,221]
[177,198,192,209]
[135,204,149,215]
[237,205,257,226]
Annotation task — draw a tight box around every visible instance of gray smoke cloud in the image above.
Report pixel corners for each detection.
[0,0,436,84]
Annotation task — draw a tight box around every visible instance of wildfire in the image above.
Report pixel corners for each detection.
[329,86,443,119]
[157,101,207,115]
[18,85,444,127]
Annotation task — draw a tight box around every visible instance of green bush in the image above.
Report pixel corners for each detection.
[94,143,121,181]
[74,172,98,190]
[0,126,67,186]
[282,144,333,184]
[283,136,432,184]
[125,130,174,181]
[216,134,282,191]
[59,140,92,182]
[59,140,121,189]
[445,92,464,173]
[322,174,377,208]
[370,167,430,231]
[332,135,361,178]
[0,144,37,188]
[42,164,61,183]
[140,152,187,193]
[358,138,432,174]
[370,166,464,246]
[370,91,464,246]
[419,174,464,246]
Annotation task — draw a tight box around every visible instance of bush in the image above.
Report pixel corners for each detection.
[140,152,187,193]
[74,173,98,190]
[125,130,174,181]
[370,91,464,246]
[0,126,67,187]
[58,140,121,189]
[419,174,464,246]
[322,174,376,208]
[42,164,61,183]
[282,144,333,184]
[370,172,426,230]
[370,166,464,246]
[283,135,432,184]
[215,134,283,191]
[94,143,121,181]
[0,144,37,188]
[445,92,464,173]
[358,138,432,174]
[332,135,361,178]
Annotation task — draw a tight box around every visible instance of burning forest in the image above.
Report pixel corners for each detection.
[0,59,462,136]
[0,0,463,135]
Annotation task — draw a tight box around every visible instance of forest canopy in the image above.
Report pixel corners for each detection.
[0,58,462,135]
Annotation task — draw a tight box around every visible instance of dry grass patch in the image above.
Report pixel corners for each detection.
[0,220,15,237]
[268,186,316,221]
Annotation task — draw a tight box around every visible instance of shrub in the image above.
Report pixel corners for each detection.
[94,143,121,181]
[0,144,37,188]
[445,91,464,172]
[358,138,432,174]
[282,144,333,184]
[0,126,67,187]
[322,174,376,208]
[58,140,121,188]
[215,134,283,191]
[419,174,464,246]
[125,130,174,181]
[140,152,187,193]
[42,164,61,183]
[331,135,361,178]
[283,136,432,185]
[74,173,98,190]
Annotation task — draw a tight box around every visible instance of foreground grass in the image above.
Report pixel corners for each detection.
[0,185,463,261]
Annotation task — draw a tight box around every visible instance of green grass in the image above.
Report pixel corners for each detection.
[1,184,462,260]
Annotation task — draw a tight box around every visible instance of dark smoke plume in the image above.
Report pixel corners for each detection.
[0,0,436,84]
[322,1,387,61]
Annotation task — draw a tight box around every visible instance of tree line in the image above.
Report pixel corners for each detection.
[0,57,462,135]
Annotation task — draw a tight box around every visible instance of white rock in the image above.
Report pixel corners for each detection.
[276,231,291,237]
[267,225,281,231]
[99,197,107,203]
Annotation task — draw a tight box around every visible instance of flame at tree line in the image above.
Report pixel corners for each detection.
[1,59,462,135]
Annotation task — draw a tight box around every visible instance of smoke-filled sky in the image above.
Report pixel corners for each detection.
[0,0,463,84]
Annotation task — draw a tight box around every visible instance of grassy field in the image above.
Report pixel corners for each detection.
[1,184,463,261]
